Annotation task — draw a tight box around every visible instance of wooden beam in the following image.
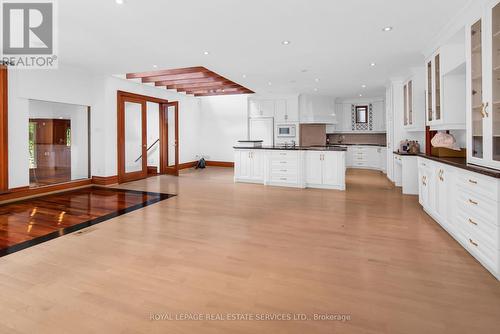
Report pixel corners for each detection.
[142,71,219,83]
[170,82,237,90]
[185,87,246,94]
[194,91,253,97]
[0,65,7,192]
[126,66,208,79]
[155,77,228,87]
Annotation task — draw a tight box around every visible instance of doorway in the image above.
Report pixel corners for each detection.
[117,91,179,183]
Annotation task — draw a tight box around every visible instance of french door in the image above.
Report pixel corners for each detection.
[161,101,179,176]
[118,93,147,183]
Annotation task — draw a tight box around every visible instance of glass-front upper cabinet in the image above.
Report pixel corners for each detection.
[427,61,433,123]
[492,2,500,163]
[467,1,500,170]
[403,83,408,126]
[434,54,441,121]
[471,19,484,159]
[403,80,415,128]
[425,52,442,126]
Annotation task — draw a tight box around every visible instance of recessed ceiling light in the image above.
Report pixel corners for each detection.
[282,40,291,45]
[361,84,367,88]
[115,0,124,4]
[242,74,247,78]
[315,78,320,82]
[314,88,318,92]
[153,64,158,69]
[268,82,272,86]
[359,94,363,97]
[382,26,393,32]
[203,51,210,55]
[370,62,376,67]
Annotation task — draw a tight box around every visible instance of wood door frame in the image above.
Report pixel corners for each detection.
[117,91,170,183]
[0,66,8,192]
[160,101,179,176]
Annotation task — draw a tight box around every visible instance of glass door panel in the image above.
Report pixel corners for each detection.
[118,94,147,183]
[435,54,441,121]
[427,61,433,122]
[493,3,500,161]
[403,84,408,126]
[408,80,413,125]
[164,102,179,176]
[124,102,144,173]
[471,19,484,159]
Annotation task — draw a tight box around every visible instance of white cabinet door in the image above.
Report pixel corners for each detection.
[322,152,341,187]
[418,159,431,208]
[380,148,387,172]
[372,101,385,131]
[249,100,261,118]
[235,150,252,180]
[434,165,448,224]
[366,147,380,168]
[305,152,323,185]
[274,100,288,123]
[343,104,353,131]
[345,147,353,167]
[251,150,265,182]
[260,100,275,117]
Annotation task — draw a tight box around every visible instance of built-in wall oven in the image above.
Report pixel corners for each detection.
[277,124,296,138]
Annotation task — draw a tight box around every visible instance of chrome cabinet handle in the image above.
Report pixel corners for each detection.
[468,179,477,185]
[469,199,478,205]
[469,239,478,247]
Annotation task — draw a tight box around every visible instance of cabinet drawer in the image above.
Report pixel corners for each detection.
[270,167,297,176]
[350,146,368,152]
[457,208,499,250]
[271,160,298,168]
[352,162,368,167]
[353,156,367,162]
[463,231,499,275]
[456,188,499,227]
[270,151,298,160]
[270,174,298,184]
[457,171,498,200]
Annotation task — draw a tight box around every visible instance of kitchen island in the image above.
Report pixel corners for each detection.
[233,146,347,190]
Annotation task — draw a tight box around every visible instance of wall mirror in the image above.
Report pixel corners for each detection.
[356,105,368,123]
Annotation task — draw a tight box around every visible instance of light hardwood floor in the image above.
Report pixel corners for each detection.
[0,168,499,334]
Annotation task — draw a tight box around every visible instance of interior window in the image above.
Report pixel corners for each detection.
[28,100,90,188]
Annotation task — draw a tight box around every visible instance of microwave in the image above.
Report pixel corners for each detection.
[277,124,296,138]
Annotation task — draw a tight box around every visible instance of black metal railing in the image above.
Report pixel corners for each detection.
[135,139,159,163]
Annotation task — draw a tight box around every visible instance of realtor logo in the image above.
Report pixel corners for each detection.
[1,0,57,69]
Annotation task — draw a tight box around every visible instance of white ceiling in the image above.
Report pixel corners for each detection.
[59,0,470,98]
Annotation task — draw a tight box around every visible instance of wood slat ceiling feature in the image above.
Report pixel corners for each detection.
[126,66,253,96]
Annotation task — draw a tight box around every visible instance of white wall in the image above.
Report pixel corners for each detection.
[8,66,96,188]
[7,66,202,188]
[199,95,249,162]
[28,100,89,180]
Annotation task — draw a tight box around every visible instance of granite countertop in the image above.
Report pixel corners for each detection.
[332,143,387,147]
[393,151,500,179]
[233,146,347,152]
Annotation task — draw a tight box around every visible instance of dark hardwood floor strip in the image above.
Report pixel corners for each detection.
[0,186,175,257]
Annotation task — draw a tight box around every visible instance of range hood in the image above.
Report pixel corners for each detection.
[298,94,338,124]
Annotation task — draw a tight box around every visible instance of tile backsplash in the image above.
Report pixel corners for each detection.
[327,133,387,146]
